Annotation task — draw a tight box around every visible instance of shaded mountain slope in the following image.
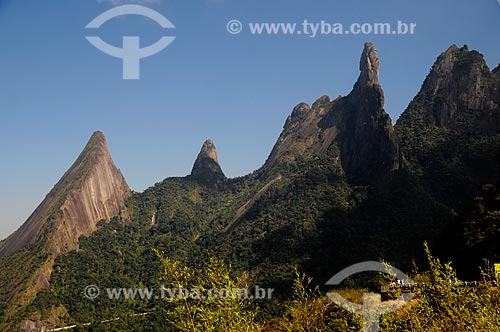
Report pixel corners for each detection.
[396,45,500,207]
[2,43,500,331]
[261,42,400,183]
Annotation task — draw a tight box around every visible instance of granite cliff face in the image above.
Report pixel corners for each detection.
[324,42,400,182]
[263,42,400,183]
[0,132,131,332]
[397,45,499,129]
[2,42,500,332]
[396,45,500,205]
[357,41,380,86]
[190,139,226,186]
[0,131,131,258]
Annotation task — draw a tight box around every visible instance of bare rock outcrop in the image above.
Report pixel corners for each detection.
[401,44,498,127]
[190,140,226,186]
[357,41,380,86]
[261,42,400,183]
[0,131,131,258]
[0,131,131,332]
[395,44,500,206]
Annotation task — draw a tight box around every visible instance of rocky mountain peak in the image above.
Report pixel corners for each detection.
[89,130,106,143]
[198,140,219,164]
[0,132,131,258]
[432,44,483,77]
[73,130,113,165]
[86,130,109,152]
[0,131,131,328]
[283,102,314,130]
[332,42,400,181]
[395,44,500,208]
[357,42,380,86]
[312,95,332,113]
[261,42,400,182]
[433,44,459,74]
[398,44,498,128]
[191,140,226,185]
[291,102,311,119]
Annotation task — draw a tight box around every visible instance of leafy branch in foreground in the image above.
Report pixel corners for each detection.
[155,248,500,332]
[262,268,360,332]
[154,249,259,332]
[381,243,500,332]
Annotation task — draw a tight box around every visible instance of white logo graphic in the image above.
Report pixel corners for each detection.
[226,20,243,34]
[325,261,414,332]
[85,5,176,80]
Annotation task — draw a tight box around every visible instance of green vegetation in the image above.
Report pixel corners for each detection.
[154,246,500,332]
[19,136,499,331]
[155,251,259,332]
[3,44,500,331]
[0,243,49,330]
[52,246,499,331]
[381,245,500,331]
[464,183,500,261]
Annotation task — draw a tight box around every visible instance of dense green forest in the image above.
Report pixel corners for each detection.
[1,44,500,331]
[24,168,500,331]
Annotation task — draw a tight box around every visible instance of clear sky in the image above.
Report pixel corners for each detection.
[1,0,500,240]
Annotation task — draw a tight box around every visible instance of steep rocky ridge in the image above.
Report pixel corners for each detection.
[3,43,500,332]
[0,131,131,258]
[396,45,500,206]
[190,139,226,186]
[0,131,131,332]
[262,42,400,183]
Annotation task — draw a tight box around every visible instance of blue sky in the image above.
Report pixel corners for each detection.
[1,0,500,240]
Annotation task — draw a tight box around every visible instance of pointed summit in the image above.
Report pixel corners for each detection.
[0,132,131,330]
[396,44,500,207]
[84,130,109,154]
[190,140,226,185]
[335,42,400,181]
[356,42,380,86]
[397,44,496,128]
[68,131,113,170]
[261,42,400,182]
[0,131,131,258]
[194,139,220,165]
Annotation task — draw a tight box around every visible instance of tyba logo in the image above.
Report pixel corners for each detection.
[325,261,414,332]
[85,5,176,80]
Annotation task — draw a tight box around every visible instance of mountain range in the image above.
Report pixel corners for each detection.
[0,42,499,332]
